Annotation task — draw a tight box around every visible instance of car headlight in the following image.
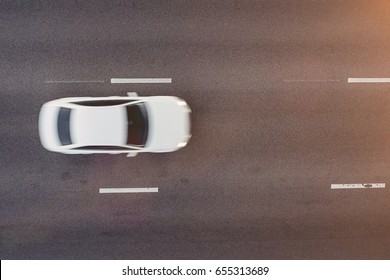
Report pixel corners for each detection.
[177,100,188,107]
[177,141,188,148]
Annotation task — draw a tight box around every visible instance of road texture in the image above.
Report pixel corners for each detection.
[2,0,390,259]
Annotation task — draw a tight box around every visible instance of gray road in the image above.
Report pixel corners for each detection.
[2,0,390,259]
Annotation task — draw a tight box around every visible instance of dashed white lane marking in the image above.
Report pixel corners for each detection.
[44,80,105,83]
[283,79,340,82]
[99,187,158,194]
[348,78,390,83]
[331,183,385,189]
[111,78,172,84]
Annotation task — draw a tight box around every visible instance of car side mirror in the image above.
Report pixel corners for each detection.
[126,152,138,157]
[127,92,138,97]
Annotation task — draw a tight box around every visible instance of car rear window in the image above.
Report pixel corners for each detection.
[57,108,73,145]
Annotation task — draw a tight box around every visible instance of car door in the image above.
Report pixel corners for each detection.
[70,145,137,154]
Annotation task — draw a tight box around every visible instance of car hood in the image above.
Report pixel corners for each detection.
[145,98,191,151]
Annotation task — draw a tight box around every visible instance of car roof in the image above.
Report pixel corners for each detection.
[70,106,127,146]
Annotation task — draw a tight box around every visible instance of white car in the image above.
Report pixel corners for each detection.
[38,93,191,156]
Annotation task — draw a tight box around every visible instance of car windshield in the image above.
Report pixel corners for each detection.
[126,103,148,146]
[57,107,73,145]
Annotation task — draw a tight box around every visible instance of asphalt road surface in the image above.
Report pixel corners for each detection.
[2,0,390,259]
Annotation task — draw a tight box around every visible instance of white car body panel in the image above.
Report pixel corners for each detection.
[38,105,61,150]
[38,95,191,155]
[145,98,190,152]
[71,107,127,146]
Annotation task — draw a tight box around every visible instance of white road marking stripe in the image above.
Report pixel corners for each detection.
[99,187,158,193]
[110,78,172,84]
[44,80,105,83]
[331,183,385,189]
[348,78,390,83]
[283,79,340,82]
